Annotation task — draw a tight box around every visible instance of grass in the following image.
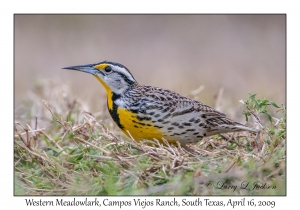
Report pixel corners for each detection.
[14,80,286,195]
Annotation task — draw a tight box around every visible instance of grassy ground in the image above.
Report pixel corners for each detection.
[14,80,286,195]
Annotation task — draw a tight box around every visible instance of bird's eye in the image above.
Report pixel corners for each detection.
[104,66,112,72]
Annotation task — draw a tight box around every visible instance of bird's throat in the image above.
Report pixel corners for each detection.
[94,75,114,110]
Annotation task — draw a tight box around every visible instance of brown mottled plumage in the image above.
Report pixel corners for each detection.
[64,61,257,145]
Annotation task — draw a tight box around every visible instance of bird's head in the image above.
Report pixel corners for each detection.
[63,61,137,95]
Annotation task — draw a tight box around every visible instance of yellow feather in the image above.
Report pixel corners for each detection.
[93,75,113,110]
[94,63,109,70]
[117,107,178,144]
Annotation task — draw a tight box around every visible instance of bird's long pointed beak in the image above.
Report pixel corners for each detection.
[63,64,99,75]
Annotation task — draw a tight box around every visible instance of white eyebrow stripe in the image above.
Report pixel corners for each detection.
[114,66,135,82]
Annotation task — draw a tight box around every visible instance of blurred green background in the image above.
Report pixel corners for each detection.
[15,15,285,115]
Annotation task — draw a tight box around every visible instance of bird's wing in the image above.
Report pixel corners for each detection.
[139,86,227,119]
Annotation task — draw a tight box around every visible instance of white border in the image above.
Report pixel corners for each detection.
[3,0,298,209]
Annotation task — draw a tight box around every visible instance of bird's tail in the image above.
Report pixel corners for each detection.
[206,123,258,136]
[233,124,258,133]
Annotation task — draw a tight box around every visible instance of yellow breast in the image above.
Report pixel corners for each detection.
[117,107,178,144]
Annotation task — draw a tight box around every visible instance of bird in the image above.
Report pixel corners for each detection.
[63,61,257,146]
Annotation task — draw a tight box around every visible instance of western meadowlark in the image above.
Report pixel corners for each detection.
[63,61,257,145]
